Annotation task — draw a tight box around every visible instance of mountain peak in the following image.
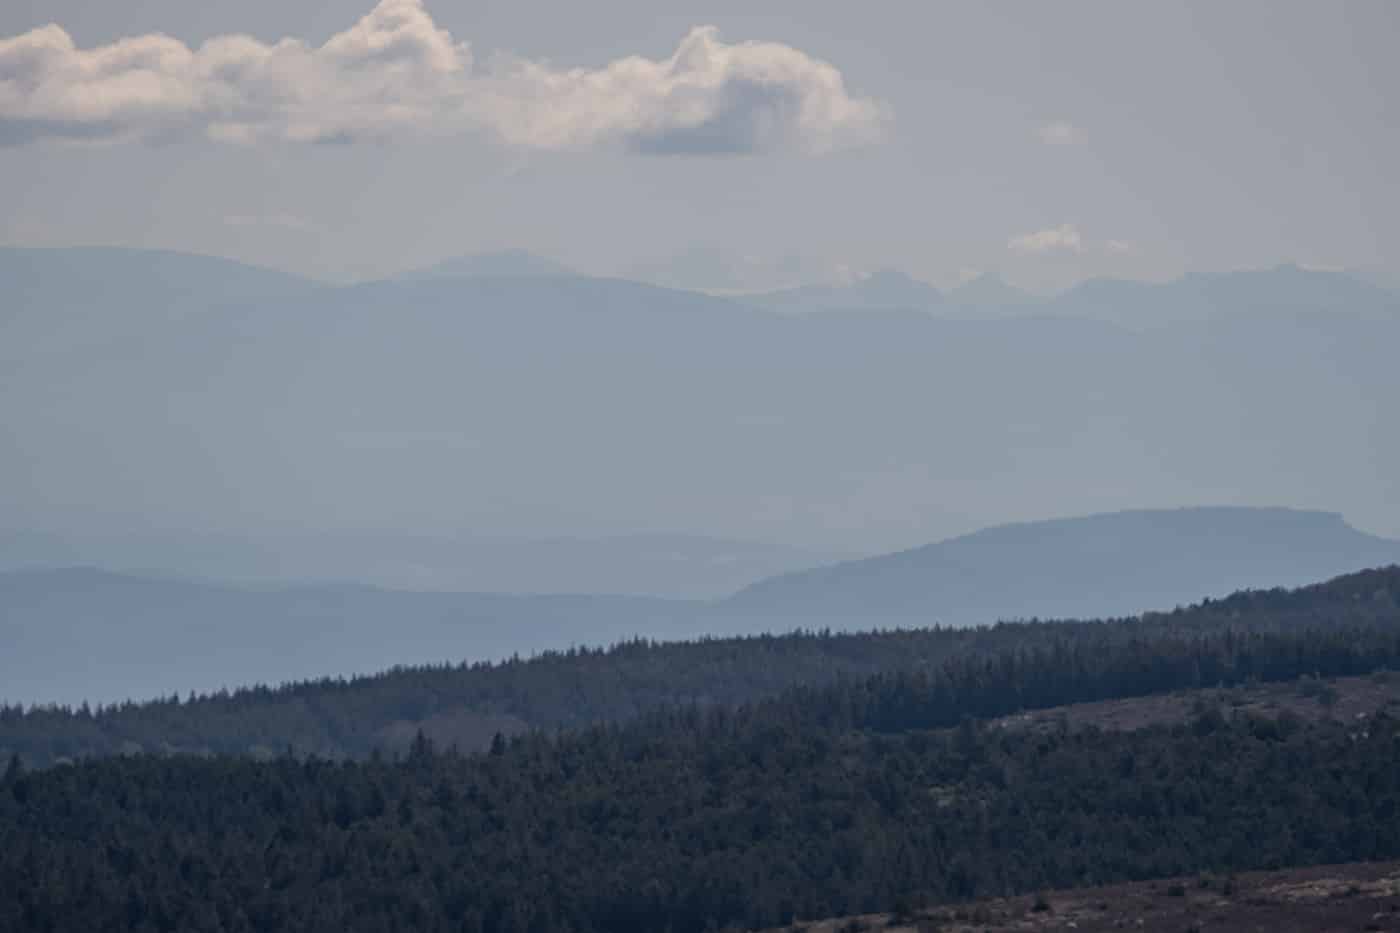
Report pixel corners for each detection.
[846,267,942,304]
[948,271,1034,307]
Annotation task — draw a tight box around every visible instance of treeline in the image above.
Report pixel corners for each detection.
[4,609,1400,932]
[3,566,1399,767]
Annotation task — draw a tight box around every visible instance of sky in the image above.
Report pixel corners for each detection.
[2,0,1398,290]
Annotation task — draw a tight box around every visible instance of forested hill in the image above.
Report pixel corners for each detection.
[10,509,1398,709]
[4,565,1398,768]
[5,570,1400,932]
[731,507,1400,623]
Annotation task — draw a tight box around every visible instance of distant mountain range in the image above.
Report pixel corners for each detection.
[6,245,1393,325]
[3,245,1399,599]
[736,259,1399,323]
[731,507,1400,623]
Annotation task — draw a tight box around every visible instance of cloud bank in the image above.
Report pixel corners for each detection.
[1009,224,1084,255]
[0,0,888,154]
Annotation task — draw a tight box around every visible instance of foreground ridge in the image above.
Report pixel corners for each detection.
[4,568,1400,931]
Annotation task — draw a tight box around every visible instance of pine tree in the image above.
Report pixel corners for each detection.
[1,752,22,785]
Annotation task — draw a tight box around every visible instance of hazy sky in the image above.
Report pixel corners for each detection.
[3,0,1397,290]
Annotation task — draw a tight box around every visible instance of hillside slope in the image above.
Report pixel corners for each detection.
[0,568,698,707]
[5,565,1399,767]
[1049,263,1400,328]
[731,507,1400,624]
[0,246,318,328]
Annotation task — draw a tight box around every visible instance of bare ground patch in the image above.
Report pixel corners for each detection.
[775,860,1400,933]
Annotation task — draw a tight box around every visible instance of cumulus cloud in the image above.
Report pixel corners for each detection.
[1008,224,1084,255]
[1038,121,1086,146]
[0,0,888,154]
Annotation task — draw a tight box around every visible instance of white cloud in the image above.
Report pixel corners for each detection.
[0,0,888,154]
[1008,224,1084,255]
[1104,239,1137,256]
[1038,121,1086,146]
